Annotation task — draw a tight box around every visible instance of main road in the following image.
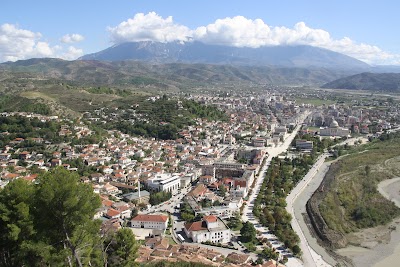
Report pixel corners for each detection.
[285,153,332,267]
[241,112,321,267]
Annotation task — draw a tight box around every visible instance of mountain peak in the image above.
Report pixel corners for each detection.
[80,41,370,70]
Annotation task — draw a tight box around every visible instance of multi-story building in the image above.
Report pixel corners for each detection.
[195,206,235,219]
[146,173,181,194]
[130,214,169,230]
[295,140,313,150]
[184,215,231,244]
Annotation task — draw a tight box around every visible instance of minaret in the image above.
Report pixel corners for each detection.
[138,178,141,201]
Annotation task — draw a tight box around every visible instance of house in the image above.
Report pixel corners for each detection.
[2,173,20,180]
[226,252,250,265]
[50,159,62,167]
[102,183,119,195]
[145,236,170,250]
[187,184,211,199]
[22,174,38,183]
[90,173,105,183]
[199,175,215,185]
[130,214,169,230]
[105,208,121,219]
[112,202,132,219]
[19,151,31,160]
[0,153,10,161]
[184,215,231,244]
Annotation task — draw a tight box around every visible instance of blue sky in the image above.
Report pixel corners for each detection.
[1,0,399,64]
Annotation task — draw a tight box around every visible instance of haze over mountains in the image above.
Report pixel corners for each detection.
[80,41,370,70]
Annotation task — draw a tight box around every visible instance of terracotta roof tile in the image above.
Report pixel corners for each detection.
[131,214,168,223]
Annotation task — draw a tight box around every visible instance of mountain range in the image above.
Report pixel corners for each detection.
[322,72,400,91]
[0,58,356,88]
[80,41,370,70]
[2,41,400,93]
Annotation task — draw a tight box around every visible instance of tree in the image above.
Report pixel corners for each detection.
[0,179,35,267]
[181,212,195,222]
[228,212,243,230]
[106,228,139,267]
[131,208,139,219]
[34,167,102,267]
[218,184,226,197]
[240,221,256,243]
[0,167,104,267]
[292,245,301,255]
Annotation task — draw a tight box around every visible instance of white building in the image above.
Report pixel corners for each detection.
[184,215,231,244]
[130,214,169,230]
[195,206,235,219]
[320,119,350,137]
[146,173,181,194]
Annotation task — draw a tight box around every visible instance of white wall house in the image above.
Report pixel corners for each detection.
[184,215,231,244]
[130,214,169,230]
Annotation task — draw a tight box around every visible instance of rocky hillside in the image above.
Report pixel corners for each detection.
[321,72,400,91]
[0,58,355,87]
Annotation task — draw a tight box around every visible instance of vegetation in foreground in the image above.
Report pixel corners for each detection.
[0,167,139,267]
[319,132,400,234]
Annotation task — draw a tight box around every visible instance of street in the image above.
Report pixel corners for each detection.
[241,118,309,267]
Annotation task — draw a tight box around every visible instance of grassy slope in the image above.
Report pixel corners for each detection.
[320,135,400,234]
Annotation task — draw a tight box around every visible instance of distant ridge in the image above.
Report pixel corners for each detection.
[80,41,370,70]
[321,72,400,91]
[0,58,354,87]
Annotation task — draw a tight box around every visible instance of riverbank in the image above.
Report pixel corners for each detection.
[335,177,400,267]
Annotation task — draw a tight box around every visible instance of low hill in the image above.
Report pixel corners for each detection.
[80,41,370,70]
[321,72,400,91]
[0,58,355,88]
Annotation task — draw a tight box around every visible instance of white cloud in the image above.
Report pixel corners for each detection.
[61,46,84,60]
[109,13,400,65]
[108,12,192,43]
[0,23,84,62]
[194,18,398,65]
[60,33,84,44]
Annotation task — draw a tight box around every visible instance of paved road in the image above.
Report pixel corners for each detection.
[286,153,332,267]
[241,114,309,267]
[284,136,371,267]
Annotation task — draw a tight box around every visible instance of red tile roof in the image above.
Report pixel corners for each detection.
[184,221,207,232]
[106,208,120,218]
[131,214,168,223]
[204,215,217,223]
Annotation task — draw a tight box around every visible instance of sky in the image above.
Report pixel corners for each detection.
[1,0,399,65]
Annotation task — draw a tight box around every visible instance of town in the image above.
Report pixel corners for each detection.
[0,89,398,267]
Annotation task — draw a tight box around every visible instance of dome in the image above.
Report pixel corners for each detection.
[330,119,339,128]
